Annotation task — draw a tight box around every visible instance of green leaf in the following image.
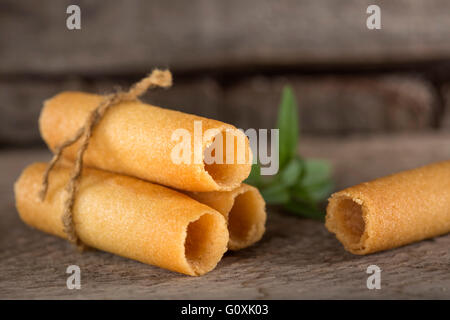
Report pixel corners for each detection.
[244,163,262,187]
[279,157,303,187]
[307,180,334,202]
[283,200,325,220]
[260,184,290,205]
[291,185,313,202]
[301,159,331,186]
[246,84,334,221]
[277,86,299,169]
[292,179,334,203]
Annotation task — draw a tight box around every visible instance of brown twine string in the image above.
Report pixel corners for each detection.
[38,69,173,251]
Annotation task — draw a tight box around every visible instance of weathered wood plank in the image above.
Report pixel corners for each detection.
[299,133,450,190]
[0,77,222,146]
[224,76,436,133]
[442,83,450,128]
[1,133,449,299]
[0,75,438,146]
[0,79,84,146]
[1,0,450,74]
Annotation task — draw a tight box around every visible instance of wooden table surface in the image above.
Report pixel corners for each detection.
[1,134,449,299]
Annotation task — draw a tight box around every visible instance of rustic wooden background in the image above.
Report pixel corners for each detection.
[0,0,449,299]
[1,0,450,146]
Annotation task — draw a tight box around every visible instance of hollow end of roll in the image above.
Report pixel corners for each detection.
[326,195,368,254]
[203,161,239,189]
[184,213,228,276]
[202,129,252,191]
[227,187,266,250]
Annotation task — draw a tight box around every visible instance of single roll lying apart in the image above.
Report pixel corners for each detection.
[326,161,450,255]
[39,92,252,192]
[15,163,229,276]
[186,184,266,250]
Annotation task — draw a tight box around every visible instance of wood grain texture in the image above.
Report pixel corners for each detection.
[0,75,439,146]
[0,79,84,146]
[1,0,450,75]
[1,134,450,299]
[0,77,222,147]
[442,83,450,128]
[224,76,436,134]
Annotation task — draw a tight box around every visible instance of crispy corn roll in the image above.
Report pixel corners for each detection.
[15,163,229,276]
[187,184,266,250]
[39,92,252,192]
[326,161,450,255]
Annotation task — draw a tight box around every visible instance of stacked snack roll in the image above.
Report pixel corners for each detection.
[14,91,267,276]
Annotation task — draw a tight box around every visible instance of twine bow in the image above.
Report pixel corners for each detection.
[39,69,173,250]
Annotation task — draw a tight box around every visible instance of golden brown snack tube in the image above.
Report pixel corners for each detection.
[14,163,229,276]
[186,184,266,250]
[39,92,252,192]
[326,161,450,255]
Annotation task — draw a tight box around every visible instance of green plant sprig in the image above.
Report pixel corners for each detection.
[244,86,334,219]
